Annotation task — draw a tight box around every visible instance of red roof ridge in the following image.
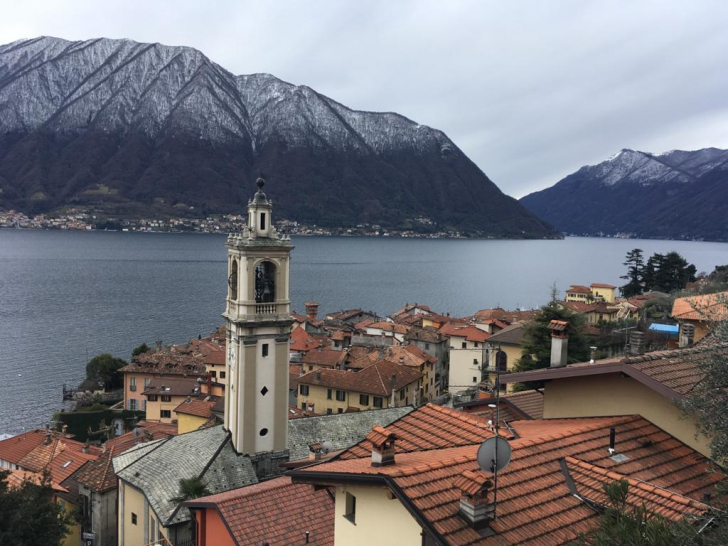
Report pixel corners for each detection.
[426,403,491,428]
[565,456,710,511]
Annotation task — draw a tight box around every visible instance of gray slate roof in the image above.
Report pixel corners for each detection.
[115,426,257,526]
[287,406,414,461]
[487,322,526,345]
[112,439,164,474]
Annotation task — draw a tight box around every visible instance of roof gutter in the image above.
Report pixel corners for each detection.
[289,470,448,546]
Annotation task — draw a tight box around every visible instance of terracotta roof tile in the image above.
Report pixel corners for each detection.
[297,359,423,397]
[439,324,491,342]
[301,348,347,368]
[0,430,49,465]
[173,396,220,418]
[294,414,723,545]
[672,291,728,322]
[143,376,201,397]
[186,476,334,546]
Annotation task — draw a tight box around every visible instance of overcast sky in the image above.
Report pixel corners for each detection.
[2,1,727,198]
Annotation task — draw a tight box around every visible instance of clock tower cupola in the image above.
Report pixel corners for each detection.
[224,177,293,455]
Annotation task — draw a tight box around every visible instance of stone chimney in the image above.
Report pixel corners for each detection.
[679,323,695,348]
[629,331,646,355]
[548,320,569,367]
[305,301,319,321]
[366,425,397,467]
[453,469,495,530]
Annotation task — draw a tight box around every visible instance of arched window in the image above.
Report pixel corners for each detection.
[255,261,276,303]
[496,350,507,372]
[228,260,238,300]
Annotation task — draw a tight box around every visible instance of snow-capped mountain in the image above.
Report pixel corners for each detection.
[520,147,728,241]
[0,36,555,237]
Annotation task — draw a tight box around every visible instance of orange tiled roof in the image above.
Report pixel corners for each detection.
[367,321,411,335]
[0,430,49,465]
[567,285,592,294]
[439,324,491,342]
[339,403,494,459]
[297,359,423,397]
[366,425,396,448]
[590,283,616,289]
[672,291,728,322]
[301,348,347,368]
[4,469,68,493]
[185,476,334,546]
[173,396,220,418]
[290,327,325,352]
[293,415,722,545]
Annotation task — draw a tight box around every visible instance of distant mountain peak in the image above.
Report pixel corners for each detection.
[520,146,728,241]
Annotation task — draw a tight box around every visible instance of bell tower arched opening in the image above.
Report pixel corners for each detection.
[229,259,238,300]
[255,261,276,303]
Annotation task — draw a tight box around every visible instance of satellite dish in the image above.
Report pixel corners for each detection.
[321,441,334,453]
[477,437,512,474]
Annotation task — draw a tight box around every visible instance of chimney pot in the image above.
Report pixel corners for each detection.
[367,426,397,467]
[548,320,569,368]
[629,331,646,355]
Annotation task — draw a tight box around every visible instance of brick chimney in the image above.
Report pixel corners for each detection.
[453,469,495,530]
[308,442,324,461]
[366,425,397,467]
[305,301,319,321]
[548,320,569,367]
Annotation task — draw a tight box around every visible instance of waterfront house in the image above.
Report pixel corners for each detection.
[440,324,490,394]
[142,376,203,423]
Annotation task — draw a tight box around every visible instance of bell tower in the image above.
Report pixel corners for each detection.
[224,177,293,455]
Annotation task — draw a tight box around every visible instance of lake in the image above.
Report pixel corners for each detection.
[1,229,727,434]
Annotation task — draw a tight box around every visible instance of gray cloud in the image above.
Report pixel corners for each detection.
[2,0,727,197]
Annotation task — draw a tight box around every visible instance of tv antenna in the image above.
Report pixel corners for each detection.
[476,347,511,521]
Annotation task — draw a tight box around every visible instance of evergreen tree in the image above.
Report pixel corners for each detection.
[512,301,590,390]
[85,353,128,391]
[132,342,150,357]
[0,470,73,546]
[578,479,709,545]
[620,248,645,297]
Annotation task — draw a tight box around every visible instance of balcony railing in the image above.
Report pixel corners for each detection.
[255,303,277,315]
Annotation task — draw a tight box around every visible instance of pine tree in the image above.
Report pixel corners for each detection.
[620,248,645,297]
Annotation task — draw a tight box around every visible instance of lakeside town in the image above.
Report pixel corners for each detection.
[3,181,728,546]
[0,208,468,238]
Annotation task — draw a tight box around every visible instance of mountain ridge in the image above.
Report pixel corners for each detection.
[519,147,728,241]
[0,36,557,237]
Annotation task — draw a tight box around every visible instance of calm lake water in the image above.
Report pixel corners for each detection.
[1,229,727,434]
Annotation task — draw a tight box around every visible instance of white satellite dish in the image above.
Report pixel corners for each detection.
[321,441,334,453]
[477,437,512,474]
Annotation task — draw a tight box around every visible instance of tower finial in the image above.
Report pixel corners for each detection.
[256,176,265,191]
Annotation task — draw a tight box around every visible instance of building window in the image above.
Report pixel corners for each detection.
[327,389,332,400]
[496,350,507,372]
[131,513,137,525]
[373,397,383,408]
[344,493,357,524]
[461,342,467,349]
[473,359,478,365]
[150,518,156,541]
[425,343,430,350]
[326,408,333,415]
[129,377,136,391]
[337,408,344,414]
[128,399,137,411]
[160,410,171,419]
[161,395,171,402]
[254,261,276,303]
[210,370,217,378]
[336,390,346,402]
[399,389,405,400]
[262,343,269,357]
[229,259,238,300]
[220,371,226,379]
[147,395,158,402]
[301,401,307,409]
[144,378,151,387]
[300,385,309,396]
[473,377,477,383]
[142,400,146,411]
[359,394,369,406]
[260,212,266,231]
[474,342,479,348]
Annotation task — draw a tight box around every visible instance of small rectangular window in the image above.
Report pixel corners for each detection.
[461,342,467,349]
[147,395,158,402]
[160,410,171,419]
[161,395,171,402]
[131,513,138,525]
[260,213,266,230]
[128,399,137,411]
[336,390,346,402]
[425,343,430,350]
[300,385,309,396]
[337,408,344,414]
[373,397,383,408]
[473,377,477,383]
[327,389,332,400]
[220,371,226,379]
[210,370,216,378]
[344,493,357,524]
[399,389,405,400]
[262,344,269,357]
[473,359,478,365]
[326,408,333,415]
[359,394,369,406]
[301,401,307,410]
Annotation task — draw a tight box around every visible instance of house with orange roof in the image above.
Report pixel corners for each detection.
[184,475,335,546]
[296,359,424,415]
[301,347,348,373]
[173,395,223,433]
[440,325,490,395]
[366,321,411,343]
[142,376,203,423]
[672,290,728,346]
[502,342,728,459]
[290,406,723,545]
